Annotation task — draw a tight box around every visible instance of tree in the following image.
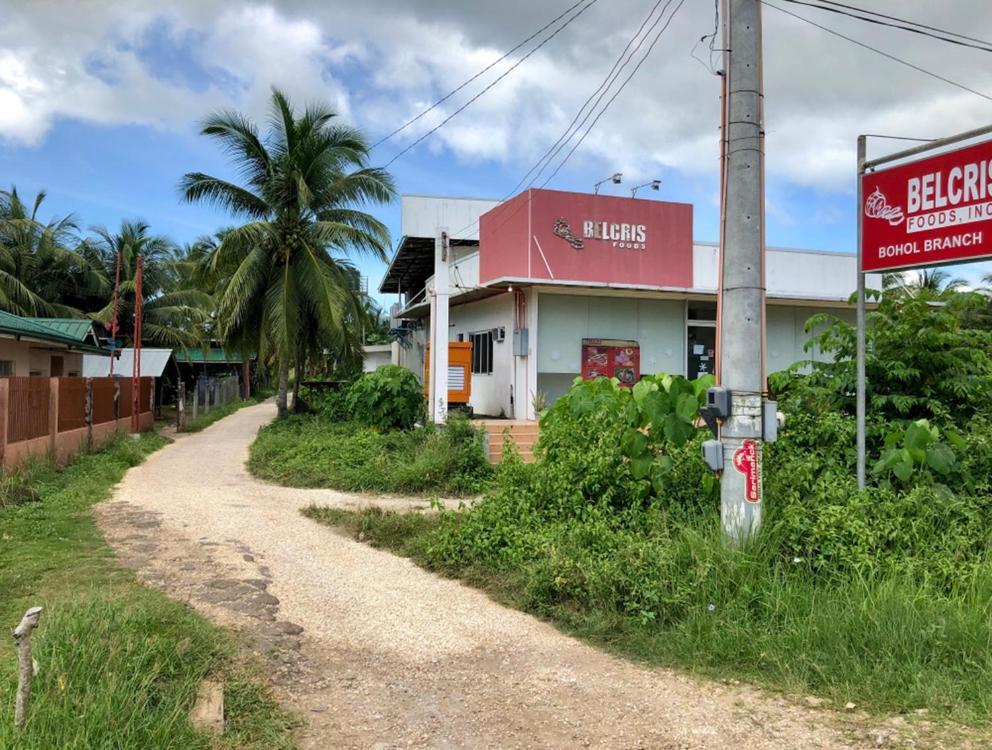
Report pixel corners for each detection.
[180,88,395,418]
[0,187,108,316]
[883,269,966,298]
[90,220,211,349]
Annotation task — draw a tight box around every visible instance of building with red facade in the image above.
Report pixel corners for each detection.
[379,189,880,420]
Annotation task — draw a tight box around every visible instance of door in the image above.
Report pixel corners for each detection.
[687,326,716,380]
[50,356,64,377]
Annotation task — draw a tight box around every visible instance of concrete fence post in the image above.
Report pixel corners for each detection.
[192,379,199,421]
[48,377,59,456]
[177,381,186,431]
[84,378,93,451]
[113,379,121,422]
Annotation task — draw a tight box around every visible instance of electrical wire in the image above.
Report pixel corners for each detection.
[506,0,674,196]
[372,0,592,149]
[779,0,992,53]
[762,1,992,104]
[382,0,599,168]
[540,0,688,186]
[690,0,723,75]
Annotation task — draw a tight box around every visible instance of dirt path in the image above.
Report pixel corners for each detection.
[98,402,929,749]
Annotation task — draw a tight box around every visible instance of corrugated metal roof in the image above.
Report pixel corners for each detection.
[174,346,243,364]
[0,310,106,353]
[25,318,97,343]
[82,348,174,377]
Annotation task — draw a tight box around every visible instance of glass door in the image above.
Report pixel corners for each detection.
[687,324,716,379]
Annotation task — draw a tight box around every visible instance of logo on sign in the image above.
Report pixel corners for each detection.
[732,439,761,503]
[864,187,904,226]
[553,217,584,249]
[582,220,647,250]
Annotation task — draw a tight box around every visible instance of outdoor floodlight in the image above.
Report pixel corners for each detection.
[631,179,662,197]
[594,172,623,194]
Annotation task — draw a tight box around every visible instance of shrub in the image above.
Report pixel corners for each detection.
[298,383,351,421]
[345,365,424,430]
[249,413,491,496]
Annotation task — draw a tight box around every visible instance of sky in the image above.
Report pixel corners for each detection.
[2,0,992,306]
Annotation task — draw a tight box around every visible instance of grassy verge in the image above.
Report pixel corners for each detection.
[305,504,992,729]
[250,414,491,496]
[0,434,295,748]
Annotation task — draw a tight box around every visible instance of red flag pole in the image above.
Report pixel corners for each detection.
[131,255,143,433]
[109,251,122,376]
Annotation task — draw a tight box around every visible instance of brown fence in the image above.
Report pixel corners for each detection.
[1,376,154,471]
[8,377,50,443]
[93,378,117,425]
[118,379,132,419]
[58,378,87,432]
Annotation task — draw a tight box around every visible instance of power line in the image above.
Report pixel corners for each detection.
[796,0,992,51]
[541,0,688,186]
[371,0,592,149]
[382,0,599,168]
[507,0,675,196]
[762,1,992,104]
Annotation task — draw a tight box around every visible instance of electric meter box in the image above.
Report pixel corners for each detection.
[706,386,731,419]
[701,439,724,472]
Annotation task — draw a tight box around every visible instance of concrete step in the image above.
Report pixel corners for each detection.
[477,419,540,464]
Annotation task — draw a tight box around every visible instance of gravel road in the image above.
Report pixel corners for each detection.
[97,401,927,749]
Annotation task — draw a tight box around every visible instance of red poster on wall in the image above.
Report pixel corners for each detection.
[581,339,640,386]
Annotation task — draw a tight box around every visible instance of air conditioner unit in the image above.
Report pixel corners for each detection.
[493,326,506,342]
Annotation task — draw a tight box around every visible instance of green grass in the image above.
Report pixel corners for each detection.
[250,415,491,496]
[0,434,295,748]
[307,505,992,729]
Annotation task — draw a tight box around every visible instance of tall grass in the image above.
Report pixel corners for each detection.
[311,506,992,725]
[250,414,491,496]
[0,433,294,747]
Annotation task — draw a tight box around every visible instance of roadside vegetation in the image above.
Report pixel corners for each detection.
[250,368,491,496]
[306,289,992,726]
[0,435,295,748]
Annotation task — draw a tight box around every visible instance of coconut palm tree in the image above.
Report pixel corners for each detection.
[883,269,966,298]
[90,220,212,349]
[180,88,395,418]
[0,187,108,316]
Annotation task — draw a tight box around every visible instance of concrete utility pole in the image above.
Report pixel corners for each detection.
[719,0,766,541]
[428,227,450,424]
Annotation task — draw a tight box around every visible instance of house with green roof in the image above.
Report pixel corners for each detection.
[0,312,108,377]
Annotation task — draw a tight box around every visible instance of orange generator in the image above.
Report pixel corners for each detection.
[424,341,473,412]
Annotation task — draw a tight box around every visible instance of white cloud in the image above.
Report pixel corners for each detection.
[1,0,991,199]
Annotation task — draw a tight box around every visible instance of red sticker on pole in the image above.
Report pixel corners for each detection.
[861,138,992,272]
[733,439,761,503]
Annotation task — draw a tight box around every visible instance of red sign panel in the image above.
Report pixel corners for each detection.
[581,339,640,386]
[861,138,992,272]
[479,189,693,288]
[732,439,761,503]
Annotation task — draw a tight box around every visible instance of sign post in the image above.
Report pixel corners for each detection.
[856,124,992,487]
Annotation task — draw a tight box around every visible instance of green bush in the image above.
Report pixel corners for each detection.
[298,383,351,421]
[249,412,491,496]
[345,365,424,430]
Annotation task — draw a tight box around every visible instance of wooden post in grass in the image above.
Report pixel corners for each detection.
[13,606,42,729]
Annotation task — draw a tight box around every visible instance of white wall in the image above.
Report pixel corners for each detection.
[692,243,883,300]
[447,293,515,417]
[401,195,501,241]
[362,345,395,373]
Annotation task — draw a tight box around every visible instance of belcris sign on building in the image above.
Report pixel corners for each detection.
[862,138,992,272]
[479,188,692,287]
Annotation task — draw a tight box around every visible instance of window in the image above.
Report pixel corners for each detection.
[469,330,494,375]
[0,360,13,377]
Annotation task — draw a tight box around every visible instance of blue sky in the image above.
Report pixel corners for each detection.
[2,1,991,307]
